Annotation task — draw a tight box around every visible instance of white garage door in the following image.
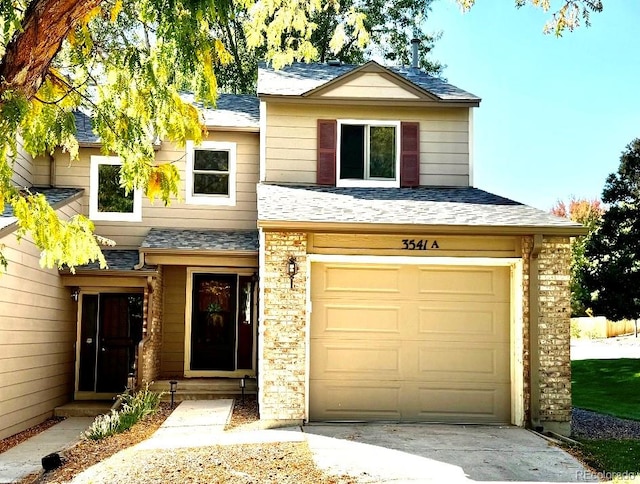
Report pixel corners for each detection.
[310,263,511,423]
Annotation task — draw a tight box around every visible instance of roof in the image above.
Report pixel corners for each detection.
[71,249,155,272]
[0,187,84,219]
[74,93,259,144]
[257,184,585,233]
[257,61,480,102]
[141,228,259,252]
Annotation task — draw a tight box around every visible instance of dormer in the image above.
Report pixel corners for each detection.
[257,61,480,188]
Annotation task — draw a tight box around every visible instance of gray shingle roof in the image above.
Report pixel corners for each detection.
[2,187,83,218]
[74,249,155,272]
[257,184,583,231]
[141,228,258,251]
[181,93,260,129]
[257,61,480,102]
[74,93,259,143]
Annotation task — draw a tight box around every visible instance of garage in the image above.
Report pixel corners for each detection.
[309,261,512,423]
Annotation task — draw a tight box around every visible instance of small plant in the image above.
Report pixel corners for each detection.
[84,384,163,440]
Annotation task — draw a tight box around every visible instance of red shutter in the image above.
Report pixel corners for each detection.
[317,119,337,185]
[400,121,420,188]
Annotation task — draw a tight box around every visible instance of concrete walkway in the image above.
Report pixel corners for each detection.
[0,417,94,483]
[1,400,594,483]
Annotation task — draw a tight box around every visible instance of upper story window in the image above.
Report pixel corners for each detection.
[89,156,142,222]
[337,120,400,188]
[318,119,419,188]
[186,141,236,206]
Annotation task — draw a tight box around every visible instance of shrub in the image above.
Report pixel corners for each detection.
[84,384,163,440]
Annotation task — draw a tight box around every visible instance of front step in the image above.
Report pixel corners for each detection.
[54,400,115,418]
[149,378,257,402]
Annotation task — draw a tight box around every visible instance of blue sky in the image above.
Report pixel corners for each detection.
[427,1,640,210]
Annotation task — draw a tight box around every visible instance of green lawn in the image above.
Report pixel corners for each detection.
[572,358,640,421]
[571,358,640,477]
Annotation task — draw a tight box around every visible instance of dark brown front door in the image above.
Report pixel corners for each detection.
[190,273,255,373]
[78,293,143,393]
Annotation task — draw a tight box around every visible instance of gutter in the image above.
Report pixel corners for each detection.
[529,234,543,431]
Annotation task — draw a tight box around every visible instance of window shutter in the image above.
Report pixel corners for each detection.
[317,119,337,185]
[400,122,420,188]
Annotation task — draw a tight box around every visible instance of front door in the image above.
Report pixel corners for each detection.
[186,272,256,376]
[78,293,143,394]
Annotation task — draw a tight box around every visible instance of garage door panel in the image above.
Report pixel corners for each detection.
[310,341,401,379]
[310,381,402,420]
[310,262,512,424]
[417,266,510,302]
[418,302,510,342]
[313,264,403,296]
[416,344,510,382]
[312,302,402,337]
[411,383,511,423]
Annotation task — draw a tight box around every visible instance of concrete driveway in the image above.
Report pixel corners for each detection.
[302,424,594,482]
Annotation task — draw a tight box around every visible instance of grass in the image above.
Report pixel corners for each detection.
[571,358,640,479]
[572,358,640,421]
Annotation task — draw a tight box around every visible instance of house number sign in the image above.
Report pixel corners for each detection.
[401,239,440,250]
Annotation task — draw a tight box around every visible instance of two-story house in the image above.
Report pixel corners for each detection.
[0,59,583,440]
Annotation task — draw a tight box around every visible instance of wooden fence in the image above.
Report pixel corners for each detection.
[571,316,638,339]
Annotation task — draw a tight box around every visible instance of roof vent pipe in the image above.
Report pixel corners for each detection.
[411,38,420,69]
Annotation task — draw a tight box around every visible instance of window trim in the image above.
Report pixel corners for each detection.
[336,119,401,188]
[186,140,237,206]
[89,156,142,222]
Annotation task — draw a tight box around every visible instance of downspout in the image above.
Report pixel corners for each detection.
[529,234,543,431]
[134,250,146,270]
[49,154,56,187]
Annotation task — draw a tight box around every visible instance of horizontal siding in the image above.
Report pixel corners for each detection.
[319,73,420,99]
[265,103,470,187]
[52,131,259,248]
[160,266,186,377]
[11,141,34,187]
[0,201,80,440]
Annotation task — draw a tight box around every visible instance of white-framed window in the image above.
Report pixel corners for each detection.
[336,119,401,188]
[186,141,237,206]
[89,156,142,222]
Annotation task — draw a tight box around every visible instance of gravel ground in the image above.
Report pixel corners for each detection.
[572,408,640,440]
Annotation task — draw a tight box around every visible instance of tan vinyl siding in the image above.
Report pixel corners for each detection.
[264,102,470,187]
[0,199,81,439]
[160,266,186,377]
[11,140,35,187]
[50,131,259,248]
[318,73,421,99]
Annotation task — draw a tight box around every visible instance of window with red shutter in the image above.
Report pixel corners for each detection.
[317,119,337,185]
[400,122,420,188]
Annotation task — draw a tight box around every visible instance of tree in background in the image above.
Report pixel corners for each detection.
[551,197,604,316]
[0,0,605,272]
[582,139,640,335]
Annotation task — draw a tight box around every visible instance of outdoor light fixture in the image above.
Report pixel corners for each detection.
[169,380,178,408]
[240,376,247,404]
[287,256,298,289]
[70,287,80,302]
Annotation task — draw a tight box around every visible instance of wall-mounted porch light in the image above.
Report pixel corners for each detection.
[70,287,80,302]
[169,380,178,408]
[287,256,298,289]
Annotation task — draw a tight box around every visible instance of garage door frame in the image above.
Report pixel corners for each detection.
[305,254,525,426]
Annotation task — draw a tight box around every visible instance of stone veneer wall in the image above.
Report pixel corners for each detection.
[260,232,308,423]
[140,267,164,385]
[537,236,572,428]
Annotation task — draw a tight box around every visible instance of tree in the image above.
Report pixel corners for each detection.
[458,1,603,36]
[582,139,640,334]
[550,197,604,316]
[0,0,605,272]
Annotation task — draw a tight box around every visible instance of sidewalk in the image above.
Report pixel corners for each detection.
[0,417,94,483]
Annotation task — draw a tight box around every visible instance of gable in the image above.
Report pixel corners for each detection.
[315,72,422,100]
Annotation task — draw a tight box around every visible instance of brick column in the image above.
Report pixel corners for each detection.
[537,236,572,435]
[259,232,307,425]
